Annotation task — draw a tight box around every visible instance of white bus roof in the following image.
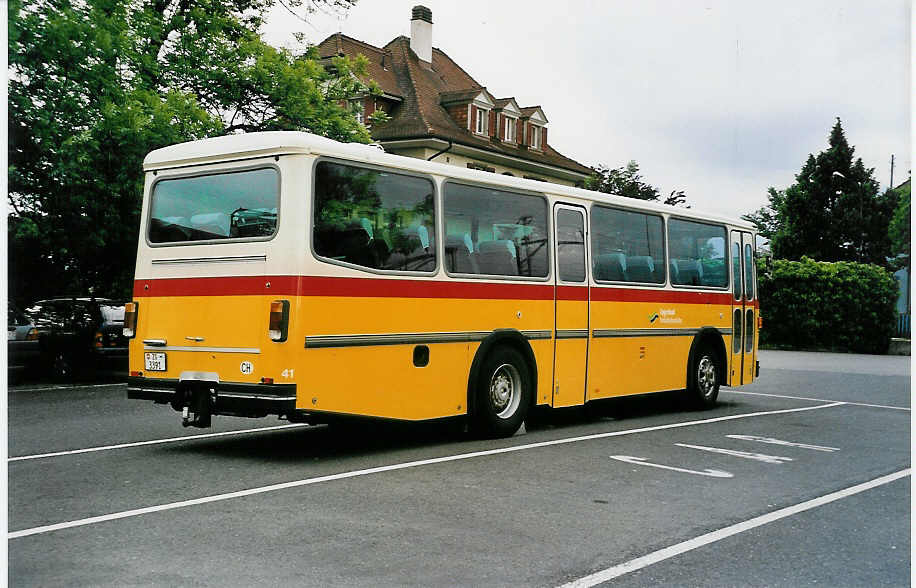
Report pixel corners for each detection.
[144,131,755,230]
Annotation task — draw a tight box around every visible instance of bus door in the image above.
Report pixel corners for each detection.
[552,204,589,407]
[741,232,757,384]
[729,231,756,385]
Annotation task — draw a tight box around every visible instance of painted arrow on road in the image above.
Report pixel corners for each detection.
[609,455,733,478]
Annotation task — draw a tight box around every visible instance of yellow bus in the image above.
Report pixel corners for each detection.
[126,131,759,437]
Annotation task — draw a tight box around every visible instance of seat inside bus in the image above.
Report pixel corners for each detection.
[445,234,480,274]
[626,255,658,283]
[674,258,704,286]
[594,253,628,281]
[478,240,519,275]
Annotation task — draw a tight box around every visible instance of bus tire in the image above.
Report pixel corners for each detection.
[687,344,720,408]
[471,346,531,438]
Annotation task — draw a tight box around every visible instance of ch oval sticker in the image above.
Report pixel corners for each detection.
[240,361,254,375]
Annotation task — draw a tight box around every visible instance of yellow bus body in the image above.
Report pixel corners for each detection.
[127,132,758,432]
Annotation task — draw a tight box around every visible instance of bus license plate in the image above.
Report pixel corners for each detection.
[145,352,167,371]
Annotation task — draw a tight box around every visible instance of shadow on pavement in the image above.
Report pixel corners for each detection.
[155,388,732,464]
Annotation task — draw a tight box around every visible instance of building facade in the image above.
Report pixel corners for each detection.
[317,5,591,186]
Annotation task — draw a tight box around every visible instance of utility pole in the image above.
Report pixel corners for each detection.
[890,154,895,188]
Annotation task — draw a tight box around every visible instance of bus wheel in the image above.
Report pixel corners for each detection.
[687,346,720,408]
[472,346,530,438]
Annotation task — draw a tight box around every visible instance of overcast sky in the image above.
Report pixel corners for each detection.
[262,0,911,218]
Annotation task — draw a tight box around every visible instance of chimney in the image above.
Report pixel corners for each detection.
[410,5,433,64]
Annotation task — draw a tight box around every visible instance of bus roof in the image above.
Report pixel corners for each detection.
[144,131,756,230]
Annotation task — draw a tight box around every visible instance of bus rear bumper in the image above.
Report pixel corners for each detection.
[127,376,297,421]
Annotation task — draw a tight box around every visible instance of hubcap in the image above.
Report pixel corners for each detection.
[697,356,717,397]
[489,363,521,419]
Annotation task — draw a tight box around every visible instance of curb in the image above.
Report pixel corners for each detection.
[888,338,911,356]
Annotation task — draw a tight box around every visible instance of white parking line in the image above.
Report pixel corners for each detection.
[11,383,125,392]
[8,424,311,462]
[8,401,844,539]
[725,389,910,411]
[557,468,911,587]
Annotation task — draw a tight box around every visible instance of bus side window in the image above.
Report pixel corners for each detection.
[313,161,436,272]
[668,219,727,288]
[444,183,548,278]
[732,241,742,300]
[590,206,664,284]
[744,242,755,300]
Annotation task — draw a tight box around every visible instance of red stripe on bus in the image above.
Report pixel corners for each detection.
[133,276,555,300]
[556,285,588,301]
[133,276,300,297]
[133,276,739,305]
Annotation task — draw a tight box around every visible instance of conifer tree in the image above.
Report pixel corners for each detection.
[743,118,897,265]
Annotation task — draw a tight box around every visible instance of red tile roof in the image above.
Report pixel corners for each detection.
[315,33,591,177]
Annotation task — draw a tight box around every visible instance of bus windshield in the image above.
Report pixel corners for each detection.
[148,167,279,243]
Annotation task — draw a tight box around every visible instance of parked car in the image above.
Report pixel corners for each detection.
[8,304,41,374]
[27,298,128,381]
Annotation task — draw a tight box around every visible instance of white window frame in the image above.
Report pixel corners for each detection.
[476,108,489,135]
[530,124,541,149]
[504,116,517,142]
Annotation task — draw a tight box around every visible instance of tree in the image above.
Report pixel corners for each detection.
[742,118,896,265]
[8,0,366,304]
[663,189,690,208]
[586,160,690,207]
[586,161,660,201]
[888,179,910,268]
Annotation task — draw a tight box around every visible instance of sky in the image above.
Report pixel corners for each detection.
[262,0,912,219]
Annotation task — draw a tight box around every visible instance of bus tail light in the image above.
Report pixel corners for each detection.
[757,315,763,330]
[269,300,290,342]
[26,328,38,341]
[124,302,138,338]
[94,331,103,348]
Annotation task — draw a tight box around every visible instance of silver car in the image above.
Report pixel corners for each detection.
[7,305,40,373]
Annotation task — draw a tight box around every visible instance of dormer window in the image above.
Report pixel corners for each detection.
[529,125,541,149]
[504,116,517,142]
[475,108,489,135]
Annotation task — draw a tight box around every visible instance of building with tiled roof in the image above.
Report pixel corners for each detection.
[316,5,591,186]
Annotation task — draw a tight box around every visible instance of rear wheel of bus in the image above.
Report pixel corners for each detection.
[471,346,531,438]
[687,344,720,409]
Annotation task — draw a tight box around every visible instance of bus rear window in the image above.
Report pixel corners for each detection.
[149,168,279,243]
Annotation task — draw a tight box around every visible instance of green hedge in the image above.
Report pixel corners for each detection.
[758,257,898,354]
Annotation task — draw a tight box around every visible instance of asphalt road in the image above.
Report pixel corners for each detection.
[7,350,911,587]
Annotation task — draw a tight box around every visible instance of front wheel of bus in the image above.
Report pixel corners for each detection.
[687,346,720,409]
[471,346,531,438]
